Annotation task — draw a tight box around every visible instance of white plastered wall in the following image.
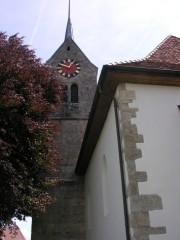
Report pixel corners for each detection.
[85,102,126,240]
[126,83,180,240]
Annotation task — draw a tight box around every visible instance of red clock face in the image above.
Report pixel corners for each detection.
[57,59,81,78]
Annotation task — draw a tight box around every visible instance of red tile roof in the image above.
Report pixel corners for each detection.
[2,227,26,240]
[116,35,180,70]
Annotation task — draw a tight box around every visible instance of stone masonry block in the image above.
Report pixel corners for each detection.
[122,124,138,135]
[129,171,147,183]
[129,212,150,227]
[124,134,144,144]
[127,182,139,196]
[133,226,166,237]
[126,160,136,174]
[121,121,131,130]
[121,111,136,121]
[118,102,129,111]
[130,194,163,213]
[125,148,142,161]
[149,227,166,235]
[117,84,126,92]
[118,90,136,100]
[121,107,138,114]
[123,140,137,149]
[131,236,149,240]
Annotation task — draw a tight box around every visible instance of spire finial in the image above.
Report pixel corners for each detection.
[68,0,70,19]
[65,0,73,40]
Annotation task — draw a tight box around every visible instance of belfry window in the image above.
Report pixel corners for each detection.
[71,84,78,103]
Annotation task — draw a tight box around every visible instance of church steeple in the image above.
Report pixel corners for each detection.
[32,2,98,239]
[65,0,73,40]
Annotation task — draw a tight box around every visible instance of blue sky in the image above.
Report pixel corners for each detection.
[1,0,180,73]
[1,0,180,239]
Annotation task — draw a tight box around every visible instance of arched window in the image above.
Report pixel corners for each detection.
[71,84,78,103]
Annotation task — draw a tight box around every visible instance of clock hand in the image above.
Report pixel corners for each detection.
[59,63,70,68]
[69,60,75,67]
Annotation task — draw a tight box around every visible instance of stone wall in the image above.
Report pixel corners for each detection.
[116,83,166,240]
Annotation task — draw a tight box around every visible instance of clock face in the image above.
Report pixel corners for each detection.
[57,59,81,78]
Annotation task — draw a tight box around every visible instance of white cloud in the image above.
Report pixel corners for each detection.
[30,0,47,45]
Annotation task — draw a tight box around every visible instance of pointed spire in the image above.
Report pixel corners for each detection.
[65,0,73,40]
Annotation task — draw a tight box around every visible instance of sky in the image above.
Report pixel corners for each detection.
[1,0,180,239]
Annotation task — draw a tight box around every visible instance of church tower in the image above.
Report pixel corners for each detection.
[31,1,97,239]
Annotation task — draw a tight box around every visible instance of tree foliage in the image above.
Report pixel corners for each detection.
[0,32,63,236]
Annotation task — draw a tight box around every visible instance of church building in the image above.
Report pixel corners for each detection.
[32,1,180,240]
[76,35,180,240]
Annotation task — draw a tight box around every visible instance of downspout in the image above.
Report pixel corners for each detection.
[113,98,131,240]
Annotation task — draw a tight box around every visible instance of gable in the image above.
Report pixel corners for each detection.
[47,38,97,70]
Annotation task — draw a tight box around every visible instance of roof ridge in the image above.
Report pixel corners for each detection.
[108,57,146,66]
[108,35,180,68]
[145,35,173,59]
[108,36,174,66]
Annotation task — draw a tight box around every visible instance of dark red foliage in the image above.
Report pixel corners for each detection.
[0,32,63,236]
